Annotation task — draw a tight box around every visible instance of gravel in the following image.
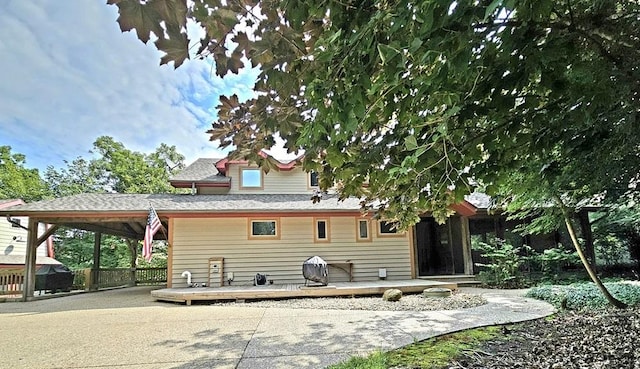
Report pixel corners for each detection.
[208,291,487,311]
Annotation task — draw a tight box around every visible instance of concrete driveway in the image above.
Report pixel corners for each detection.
[0,286,554,369]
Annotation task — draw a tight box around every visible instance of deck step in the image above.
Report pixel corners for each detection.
[418,275,481,287]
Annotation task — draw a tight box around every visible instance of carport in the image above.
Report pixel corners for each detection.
[0,193,169,301]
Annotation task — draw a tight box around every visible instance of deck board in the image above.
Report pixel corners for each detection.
[151,279,457,305]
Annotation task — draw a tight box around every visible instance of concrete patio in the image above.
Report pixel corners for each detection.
[0,286,555,369]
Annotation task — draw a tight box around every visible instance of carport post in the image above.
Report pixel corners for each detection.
[90,232,102,291]
[22,218,39,301]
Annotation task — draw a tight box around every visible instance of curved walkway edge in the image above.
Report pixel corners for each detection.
[0,286,555,369]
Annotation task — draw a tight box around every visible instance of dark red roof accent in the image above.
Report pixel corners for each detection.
[215,151,304,174]
[451,201,477,217]
[170,181,231,188]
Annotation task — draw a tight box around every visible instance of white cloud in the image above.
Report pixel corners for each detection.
[0,0,259,170]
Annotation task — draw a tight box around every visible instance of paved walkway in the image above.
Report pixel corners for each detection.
[0,286,554,369]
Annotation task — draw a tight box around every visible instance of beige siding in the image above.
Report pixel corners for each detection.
[170,216,411,287]
[198,187,230,195]
[0,217,47,259]
[227,164,315,194]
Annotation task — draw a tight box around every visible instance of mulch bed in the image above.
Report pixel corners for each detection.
[450,307,640,369]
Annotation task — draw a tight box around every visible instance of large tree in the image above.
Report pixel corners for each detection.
[110,0,640,306]
[45,136,186,196]
[0,146,50,202]
[44,136,184,268]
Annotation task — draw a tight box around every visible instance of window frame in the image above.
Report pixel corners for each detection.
[248,218,280,240]
[239,167,264,190]
[308,171,319,189]
[376,220,405,237]
[313,217,330,242]
[356,219,371,242]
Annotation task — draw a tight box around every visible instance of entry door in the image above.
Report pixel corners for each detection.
[415,218,457,275]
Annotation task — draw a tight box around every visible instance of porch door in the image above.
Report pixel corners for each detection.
[415,217,464,275]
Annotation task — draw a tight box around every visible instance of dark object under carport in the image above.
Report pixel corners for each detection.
[35,264,74,293]
[302,256,328,286]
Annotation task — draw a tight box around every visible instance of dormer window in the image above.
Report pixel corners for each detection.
[240,168,263,189]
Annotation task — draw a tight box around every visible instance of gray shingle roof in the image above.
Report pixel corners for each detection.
[0,193,364,215]
[169,158,229,183]
[464,192,493,209]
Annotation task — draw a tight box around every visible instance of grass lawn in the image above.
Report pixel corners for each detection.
[328,326,502,369]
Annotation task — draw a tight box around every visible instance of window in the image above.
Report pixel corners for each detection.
[309,171,319,187]
[240,168,263,189]
[314,218,330,242]
[356,219,371,241]
[377,221,404,237]
[249,219,279,239]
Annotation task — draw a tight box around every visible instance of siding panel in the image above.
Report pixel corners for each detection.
[170,216,411,286]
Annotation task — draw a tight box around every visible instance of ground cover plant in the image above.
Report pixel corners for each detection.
[526,281,640,310]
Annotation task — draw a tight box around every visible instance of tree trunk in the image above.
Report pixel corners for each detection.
[555,196,627,309]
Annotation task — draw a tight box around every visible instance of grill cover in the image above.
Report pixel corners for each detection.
[302,256,328,285]
[35,264,74,292]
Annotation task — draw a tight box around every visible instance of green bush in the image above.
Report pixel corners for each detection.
[473,239,532,288]
[526,282,640,310]
[531,245,581,284]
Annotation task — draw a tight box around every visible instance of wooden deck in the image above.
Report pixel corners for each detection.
[151,279,458,305]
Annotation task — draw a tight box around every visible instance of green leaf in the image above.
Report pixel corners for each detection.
[484,0,503,20]
[404,135,419,150]
[377,44,401,65]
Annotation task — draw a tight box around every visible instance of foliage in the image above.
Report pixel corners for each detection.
[591,206,640,269]
[472,238,584,287]
[43,136,185,268]
[0,146,50,202]
[532,245,581,283]
[45,136,186,196]
[112,0,639,307]
[110,0,640,227]
[53,229,157,269]
[473,239,533,288]
[526,282,640,310]
[328,327,500,369]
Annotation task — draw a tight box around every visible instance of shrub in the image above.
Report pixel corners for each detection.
[526,282,640,310]
[473,239,532,288]
[531,245,581,284]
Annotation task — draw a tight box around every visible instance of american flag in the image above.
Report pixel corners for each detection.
[143,206,162,262]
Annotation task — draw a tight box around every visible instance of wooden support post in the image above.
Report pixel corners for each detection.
[23,218,39,301]
[460,216,474,275]
[127,239,137,287]
[90,232,102,290]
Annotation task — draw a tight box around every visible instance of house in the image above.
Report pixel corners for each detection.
[0,153,591,300]
[165,154,481,287]
[0,199,58,269]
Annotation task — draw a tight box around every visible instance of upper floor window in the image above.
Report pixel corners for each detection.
[240,168,263,189]
[309,171,319,187]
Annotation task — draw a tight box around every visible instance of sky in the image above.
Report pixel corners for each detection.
[0,1,271,172]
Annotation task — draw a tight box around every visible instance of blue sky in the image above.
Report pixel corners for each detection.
[0,1,263,172]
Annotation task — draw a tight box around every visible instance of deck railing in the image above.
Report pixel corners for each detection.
[0,269,25,295]
[135,267,167,285]
[71,267,168,290]
[1,267,167,295]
